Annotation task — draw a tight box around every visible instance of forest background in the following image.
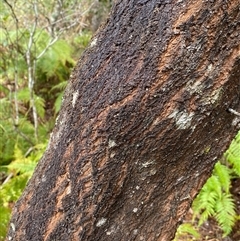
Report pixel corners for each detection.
[0,0,239,240]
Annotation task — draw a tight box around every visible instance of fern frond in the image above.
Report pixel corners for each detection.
[17,88,30,103]
[54,92,64,114]
[204,175,222,197]
[213,162,231,193]
[225,131,240,176]
[50,81,67,92]
[215,193,236,236]
[173,223,200,240]
[192,186,218,225]
[34,95,45,119]
[7,145,37,175]
[0,206,11,239]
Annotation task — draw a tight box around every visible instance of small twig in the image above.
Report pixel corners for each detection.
[228,108,240,117]
[1,173,13,186]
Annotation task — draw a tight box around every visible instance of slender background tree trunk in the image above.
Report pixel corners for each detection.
[7,1,240,240]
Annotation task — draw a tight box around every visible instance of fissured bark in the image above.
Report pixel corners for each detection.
[7,1,240,240]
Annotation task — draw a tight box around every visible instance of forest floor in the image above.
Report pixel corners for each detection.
[177,178,240,241]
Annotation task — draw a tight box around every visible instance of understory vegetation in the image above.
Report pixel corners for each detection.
[0,1,239,240]
[174,132,240,240]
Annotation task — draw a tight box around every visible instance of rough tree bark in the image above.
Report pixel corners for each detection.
[7,1,240,241]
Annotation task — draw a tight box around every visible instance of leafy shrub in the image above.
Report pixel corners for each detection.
[192,162,236,236]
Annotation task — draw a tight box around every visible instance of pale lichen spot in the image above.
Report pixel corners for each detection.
[53,112,67,147]
[108,139,117,148]
[110,152,116,158]
[106,225,116,235]
[168,109,194,129]
[66,184,71,195]
[90,37,97,47]
[203,87,222,105]
[149,168,157,176]
[142,160,155,168]
[96,217,107,227]
[232,117,240,128]
[72,90,79,108]
[41,175,46,182]
[133,208,138,213]
[186,79,203,95]
[10,223,15,232]
[207,63,213,72]
[133,229,138,235]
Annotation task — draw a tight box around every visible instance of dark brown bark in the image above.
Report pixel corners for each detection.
[7,1,240,241]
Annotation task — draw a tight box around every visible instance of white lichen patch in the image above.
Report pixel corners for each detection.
[232,116,240,128]
[207,63,213,72]
[96,217,107,227]
[133,229,138,235]
[108,139,117,148]
[66,184,71,195]
[72,90,79,108]
[168,109,194,129]
[106,230,113,235]
[106,225,117,235]
[41,175,46,182]
[186,79,204,95]
[10,223,15,232]
[110,152,116,158]
[51,112,68,148]
[133,208,138,213]
[202,87,222,105]
[90,37,97,47]
[142,160,155,168]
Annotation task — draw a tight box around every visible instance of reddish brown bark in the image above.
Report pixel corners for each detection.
[7,0,240,241]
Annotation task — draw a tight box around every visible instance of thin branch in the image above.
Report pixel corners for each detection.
[228,108,240,117]
[3,0,18,24]
[1,173,13,186]
[3,0,21,126]
[26,0,39,140]
[36,36,58,59]
[36,1,95,59]
[13,125,35,146]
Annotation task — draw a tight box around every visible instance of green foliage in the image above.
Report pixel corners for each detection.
[173,223,200,241]
[192,131,240,237]
[174,131,240,240]
[0,143,47,240]
[36,38,75,82]
[225,131,240,176]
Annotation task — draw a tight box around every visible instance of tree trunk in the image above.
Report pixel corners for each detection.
[7,1,240,241]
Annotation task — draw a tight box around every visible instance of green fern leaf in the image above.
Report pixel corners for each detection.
[51,81,68,92]
[205,175,222,197]
[54,92,64,114]
[225,131,240,176]
[34,95,45,119]
[7,145,37,175]
[192,183,218,225]
[215,193,236,236]
[213,162,231,193]
[0,206,11,240]
[173,223,201,240]
[17,88,30,103]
